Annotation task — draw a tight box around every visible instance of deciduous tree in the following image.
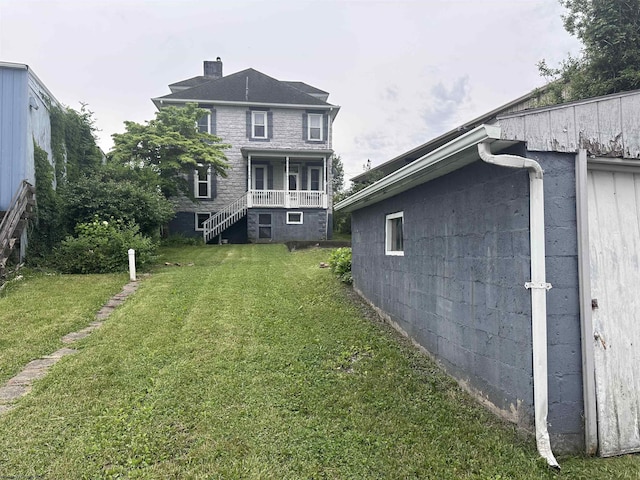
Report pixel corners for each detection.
[110,103,230,197]
[540,0,640,102]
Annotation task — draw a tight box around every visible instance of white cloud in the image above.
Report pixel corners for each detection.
[0,0,581,182]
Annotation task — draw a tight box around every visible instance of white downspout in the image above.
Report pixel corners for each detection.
[478,142,560,469]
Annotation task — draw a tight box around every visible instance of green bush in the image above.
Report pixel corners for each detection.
[53,217,156,274]
[328,247,352,284]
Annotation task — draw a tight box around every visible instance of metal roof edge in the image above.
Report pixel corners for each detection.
[350,85,550,183]
[336,124,501,212]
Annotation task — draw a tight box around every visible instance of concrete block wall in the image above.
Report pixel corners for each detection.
[247,208,327,243]
[350,152,583,452]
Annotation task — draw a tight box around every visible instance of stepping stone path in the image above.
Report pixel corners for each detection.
[0,280,139,415]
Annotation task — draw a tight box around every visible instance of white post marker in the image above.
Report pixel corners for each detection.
[128,249,136,281]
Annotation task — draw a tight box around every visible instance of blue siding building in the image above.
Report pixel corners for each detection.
[0,62,60,261]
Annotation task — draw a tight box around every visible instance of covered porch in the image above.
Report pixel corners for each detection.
[242,148,332,209]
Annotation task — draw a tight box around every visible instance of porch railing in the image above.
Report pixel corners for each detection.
[202,193,248,243]
[249,190,327,208]
[0,180,36,276]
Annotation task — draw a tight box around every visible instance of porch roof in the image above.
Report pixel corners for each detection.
[241,147,334,159]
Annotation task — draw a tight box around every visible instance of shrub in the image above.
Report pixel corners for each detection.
[53,217,156,274]
[328,247,352,284]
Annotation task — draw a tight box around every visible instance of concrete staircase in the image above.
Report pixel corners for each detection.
[202,193,248,243]
[0,181,36,279]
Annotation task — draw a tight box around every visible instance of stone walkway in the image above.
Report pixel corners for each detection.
[0,280,139,415]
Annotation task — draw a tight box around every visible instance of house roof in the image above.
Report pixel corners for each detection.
[335,125,519,212]
[155,68,336,109]
[0,61,62,109]
[168,76,208,89]
[350,87,548,183]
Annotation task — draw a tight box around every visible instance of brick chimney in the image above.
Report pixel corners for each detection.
[204,57,223,79]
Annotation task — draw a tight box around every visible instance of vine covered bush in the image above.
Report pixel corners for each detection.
[328,247,352,284]
[53,217,156,274]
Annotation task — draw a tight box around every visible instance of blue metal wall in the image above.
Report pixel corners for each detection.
[0,66,28,210]
[350,151,583,452]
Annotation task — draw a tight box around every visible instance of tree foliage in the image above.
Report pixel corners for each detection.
[333,168,384,235]
[50,103,103,185]
[540,0,640,102]
[110,103,230,197]
[58,167,174,238]
[332,154,345,194]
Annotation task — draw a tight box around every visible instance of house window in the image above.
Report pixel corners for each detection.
[195,212,211,231]
[252,111,267,139]
[308,167,322,191]
[385,212,404,256]
[286,211,303,224]
[253,165,267,190]
[308,113,323,141]
[194,164,211,198]
[197,113,210,134]
[258,213,272,239]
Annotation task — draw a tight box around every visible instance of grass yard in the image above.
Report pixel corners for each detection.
[0,272,127,385]
[0,244,638,478]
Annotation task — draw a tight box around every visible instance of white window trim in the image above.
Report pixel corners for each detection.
[307,113,323,141]
[286,211,304,225]
[252,110,268,139]
[385,211,404,256]
[307,166,323,191]
[252,165,268,190]
[196,113,211,134]
[194,164,212,198]
[195,212,211,232]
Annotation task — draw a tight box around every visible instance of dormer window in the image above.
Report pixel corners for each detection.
[252,111,267,139]
[308,113,323,141]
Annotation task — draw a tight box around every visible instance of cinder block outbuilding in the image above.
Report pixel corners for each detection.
[337,90,640,462]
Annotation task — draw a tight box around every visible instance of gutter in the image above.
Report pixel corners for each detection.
[477,142,560,469]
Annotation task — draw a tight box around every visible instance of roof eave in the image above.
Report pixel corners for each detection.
[336,124,504,212]
[151,97,339,111]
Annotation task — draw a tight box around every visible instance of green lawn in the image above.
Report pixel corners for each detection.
[0,245,638,478]
[0,272,127,385]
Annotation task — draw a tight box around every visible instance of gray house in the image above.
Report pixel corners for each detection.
[0,62,58,272]
[152,59,340,243]
[336,90,640,462]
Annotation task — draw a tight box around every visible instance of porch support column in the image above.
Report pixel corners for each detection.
[323,156,328,208]
[285,156,290,209]
[247,154,253,208]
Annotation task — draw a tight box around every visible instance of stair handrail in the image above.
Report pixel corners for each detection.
[0,180,35,266]
[202,193,248,243]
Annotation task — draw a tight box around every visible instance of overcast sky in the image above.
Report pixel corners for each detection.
[0,0,581,182]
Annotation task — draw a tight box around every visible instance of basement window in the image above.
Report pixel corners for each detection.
[195,212,211,232]
[286,211,303,224]
[385,211,404,256]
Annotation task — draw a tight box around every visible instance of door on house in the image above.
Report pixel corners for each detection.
[587,166,640,456]
[288,166,300,208]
